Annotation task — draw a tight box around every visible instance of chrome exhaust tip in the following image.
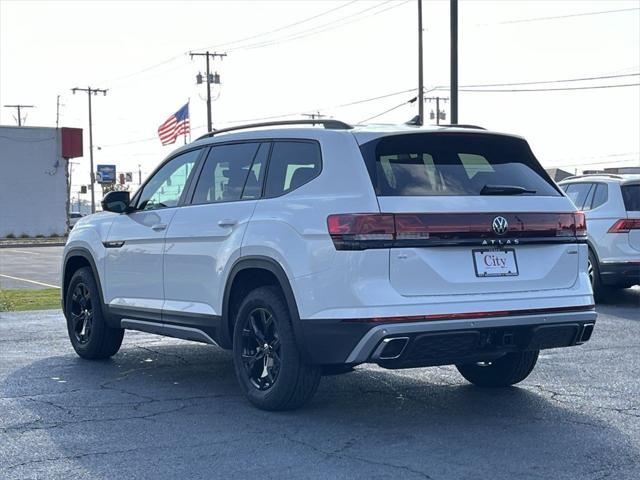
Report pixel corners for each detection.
[577,323,595,344]
[373,337,409,360]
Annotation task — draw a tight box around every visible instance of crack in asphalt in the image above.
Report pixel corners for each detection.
[3,437,245,471]
[273,429,435,479]
[531,384,640,419]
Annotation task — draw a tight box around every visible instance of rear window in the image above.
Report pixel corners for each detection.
[360,133,560,197]
[621,184,640,211]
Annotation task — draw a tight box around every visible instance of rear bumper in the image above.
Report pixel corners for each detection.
[299,308,596,367]
[599,261,640,286]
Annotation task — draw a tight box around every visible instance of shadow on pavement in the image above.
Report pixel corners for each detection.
[2,337,638,479]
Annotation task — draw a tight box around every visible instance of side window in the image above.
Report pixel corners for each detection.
[563,183,593,209]
[591,184,608,210]
[191,142,264,204]
[136,149,201,210]
[264,141,321,197]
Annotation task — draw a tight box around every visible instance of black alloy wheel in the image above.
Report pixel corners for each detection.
[241,307,281,390]
[69,282,94,344]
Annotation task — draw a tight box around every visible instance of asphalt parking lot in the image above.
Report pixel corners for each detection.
[0,247,63,289]
[0,284,639,479]
[1,246,639,478]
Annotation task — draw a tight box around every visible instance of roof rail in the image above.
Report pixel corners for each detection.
[561,173,624,181]
[196,119,353,140]
[438,124,486,130]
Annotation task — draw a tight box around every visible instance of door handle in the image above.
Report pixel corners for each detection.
[151,223,167,231]
[218,219,237,227]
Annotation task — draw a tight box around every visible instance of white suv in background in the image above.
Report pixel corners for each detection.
[559,174,640,298]
[62,120,596,410]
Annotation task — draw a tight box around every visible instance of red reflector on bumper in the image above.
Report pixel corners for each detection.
[342,304,596,323]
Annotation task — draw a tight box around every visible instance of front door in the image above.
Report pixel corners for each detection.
[104,148,203,320]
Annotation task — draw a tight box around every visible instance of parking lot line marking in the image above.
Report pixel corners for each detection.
[2,249,41,255]
[0,274,60,289]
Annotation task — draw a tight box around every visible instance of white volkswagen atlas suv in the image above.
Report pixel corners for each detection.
[62,120,596,410]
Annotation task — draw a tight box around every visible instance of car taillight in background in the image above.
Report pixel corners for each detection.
[327,212,587,250]
[608,219,640,233]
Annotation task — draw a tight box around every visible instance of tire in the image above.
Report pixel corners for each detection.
[232,286,321,411]
[456,350,539,388]
[588,249,610,302]
[64,267,124,359]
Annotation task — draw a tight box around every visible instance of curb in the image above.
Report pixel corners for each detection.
[0,242,66,249]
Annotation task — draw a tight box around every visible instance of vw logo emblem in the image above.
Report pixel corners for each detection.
[492,216,509,235]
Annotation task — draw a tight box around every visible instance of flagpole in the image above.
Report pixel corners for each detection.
[185,98,190,144]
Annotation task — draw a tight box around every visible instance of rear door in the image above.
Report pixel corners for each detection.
[162,141,269,325]
[358,132,583,296]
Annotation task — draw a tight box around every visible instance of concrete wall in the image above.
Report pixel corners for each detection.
[0,126,69,237]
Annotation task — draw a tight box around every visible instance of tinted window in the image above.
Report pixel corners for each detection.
[591,183,608,209]
[264,141,321,197]
[361,133,559,197]
[137,149,201,210]
[564,183,593,209]
[622,184,640,211]
[192,142,264,204]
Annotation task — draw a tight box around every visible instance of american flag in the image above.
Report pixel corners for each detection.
[158,103,190,146]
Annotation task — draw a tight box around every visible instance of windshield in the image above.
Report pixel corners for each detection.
[359,133,560,197]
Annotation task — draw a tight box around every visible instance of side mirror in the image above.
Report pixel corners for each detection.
[101,191,131,213]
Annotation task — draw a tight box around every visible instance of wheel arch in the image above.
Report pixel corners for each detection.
[221,256,306,357]
[62,248,106,314]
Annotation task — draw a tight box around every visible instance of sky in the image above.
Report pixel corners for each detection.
[1,0,639,197]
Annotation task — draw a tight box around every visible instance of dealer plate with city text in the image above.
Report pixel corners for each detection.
[473,249,519,277]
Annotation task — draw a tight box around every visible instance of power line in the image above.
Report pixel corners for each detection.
[554,158,639,168]
[477,7,639,26]
[453,83,640,92]
[97,1,403,86]
[197,0,359,51]
[358,96,417,124]
[231,1,409,52]
[94,71,640,147]
[459,72,639,88]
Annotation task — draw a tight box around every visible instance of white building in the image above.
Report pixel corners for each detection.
[0,125,82,238]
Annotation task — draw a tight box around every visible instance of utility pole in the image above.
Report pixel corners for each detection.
[426,96,449,125]
[190,51,226,132]
[138,164,142,185]
[302,112,325,122]
[68,161,80,214]
[450,0,458,124]
[417,0,425,125]
[56,95,63,128]
[4,104,34,126]
[71,87,108,213]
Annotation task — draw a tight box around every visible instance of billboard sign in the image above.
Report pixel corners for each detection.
[96,164,116,184]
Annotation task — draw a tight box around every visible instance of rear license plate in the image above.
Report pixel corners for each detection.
[473,249,519,277]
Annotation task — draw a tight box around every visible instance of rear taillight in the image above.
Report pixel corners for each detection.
[328,212,588,250]
[574,212,587,238]
[327,214,395,250]
[608,219,640,233]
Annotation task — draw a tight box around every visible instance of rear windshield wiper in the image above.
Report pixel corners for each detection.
[480,184,537,195]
